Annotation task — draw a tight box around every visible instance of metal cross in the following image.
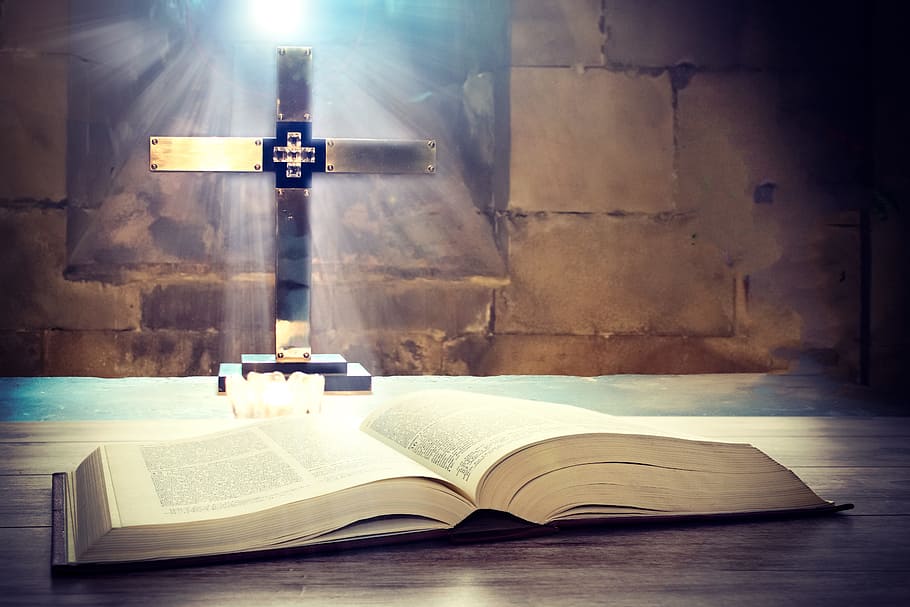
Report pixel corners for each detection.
[148,46,436,393]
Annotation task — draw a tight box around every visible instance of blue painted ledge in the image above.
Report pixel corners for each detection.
[0,374,903,421]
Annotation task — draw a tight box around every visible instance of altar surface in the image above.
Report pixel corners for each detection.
[0,374,907,605]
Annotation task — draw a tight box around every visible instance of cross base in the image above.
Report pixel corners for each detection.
[217,354,372,395]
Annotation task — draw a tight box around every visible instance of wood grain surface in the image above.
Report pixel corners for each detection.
[0,382,907,606]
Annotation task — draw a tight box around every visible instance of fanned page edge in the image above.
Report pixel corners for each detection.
[50,472,451,573]
[550,502,855,530]
[50,471,853,573]
[360,389,719,507]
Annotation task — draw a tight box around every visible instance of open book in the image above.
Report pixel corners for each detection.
[54,390,849,569]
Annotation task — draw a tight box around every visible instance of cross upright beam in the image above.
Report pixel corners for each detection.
[149,46,437,393]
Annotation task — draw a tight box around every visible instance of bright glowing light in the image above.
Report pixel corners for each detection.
[251,0,308,39]
[227,371,325,418]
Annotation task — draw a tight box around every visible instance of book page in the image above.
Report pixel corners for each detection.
[103,415,450,527]
[361,390,639,499]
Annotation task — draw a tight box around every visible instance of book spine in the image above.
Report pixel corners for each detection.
[51,473,68,569]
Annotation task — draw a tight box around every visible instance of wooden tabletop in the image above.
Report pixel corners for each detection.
[0,377,908,605]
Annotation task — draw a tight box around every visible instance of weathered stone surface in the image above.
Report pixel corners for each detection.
[677,73,860,370]
[496,213,735,336]
[219,329,274,365]
[0,207,140,331]
[512,0,603,67]
[1,0,68,201]
[601,1,860,71]
[0,0,69,49]
[444,334,773,375]
[314,330,445,376]
[65,163,223,270]
[0,52,67,201]
[0,0,875,384]
[311,178,505,281]
[311,280,493,338]
[208,274,493,372]
[509,68,674,213]
[141,280,273,332]
[221,176,274,274]
[142,283,223,331]
[0,331,43,376]
[602,0,745,68]
[677,73,787,275]
[142,276,275,362]
[223,273,273,326]
[745,222,861,377]
[45,330,219,377]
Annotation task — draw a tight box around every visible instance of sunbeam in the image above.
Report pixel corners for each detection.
[64,0,504,373]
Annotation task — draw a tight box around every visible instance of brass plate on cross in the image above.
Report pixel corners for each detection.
[276,320,312,361]
[325,138,437,174]
[277,47,312,122]
[149,137,264,172]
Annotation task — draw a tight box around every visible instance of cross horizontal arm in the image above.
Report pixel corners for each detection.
[149,45,437,391]
[149,137,264,172]
[265,136,437,186]
[324,138,436,174]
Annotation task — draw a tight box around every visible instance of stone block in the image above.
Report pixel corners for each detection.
[0,206,141,331]
[0,52,67,201]
[744,223,861,376]
[445,334,773,375]
[219,329,274,364]
[496,213,735,336]
[0,0,69,50]
[601,1,862,71]
[512,0,603,67]
[444,334,605,375]
[677,73,861,370]
[311,175,506,281]
[677,72,789,275]
[313,330,445,376]
[679,72,862,222]
[44,280,140,332]
[142,283,216,331]
[372,333,445,376]
[1,0,68,202]
[142,277,276,333]
[45,330,219,377]
[64,168,223,274]
[221,176,275,274]
[142,283,220,331]
[602,0,745,68]
[0,331,43,376]
[311,280,493,338]
[509,67,674,213]
[223,274,273,329]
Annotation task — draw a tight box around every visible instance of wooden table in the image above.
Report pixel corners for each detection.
[0,376,908,605]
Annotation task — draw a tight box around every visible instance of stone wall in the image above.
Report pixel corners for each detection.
[1,0,509,378]
[1,0,906,393]
[493,0,879,381]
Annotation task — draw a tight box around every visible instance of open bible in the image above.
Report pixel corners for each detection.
[53,390,850,570]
